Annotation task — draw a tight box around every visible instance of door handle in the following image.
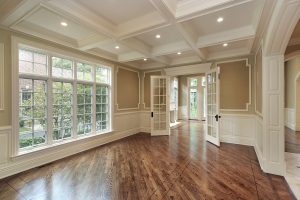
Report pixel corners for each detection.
[215,115,221,122]
[151,112,153,118]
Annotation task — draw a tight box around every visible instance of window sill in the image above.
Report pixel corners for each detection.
[15,130,113,157]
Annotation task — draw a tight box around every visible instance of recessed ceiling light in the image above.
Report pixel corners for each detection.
[217,17,224,23]
[60,21,68,27]
[177,52,182,55]
[223,43,228,47]
[155,34,161,39]
[115,45,120,49]
[143,58,147,61]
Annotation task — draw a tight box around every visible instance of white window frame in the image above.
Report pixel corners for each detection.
[11,36,113,157]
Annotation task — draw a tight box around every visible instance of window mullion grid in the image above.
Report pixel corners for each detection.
[47,55,53,145]
[92,65,96,135]
[31,79,34,146]
[73,61,78,139]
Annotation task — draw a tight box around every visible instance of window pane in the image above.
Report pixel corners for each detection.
[77,62,93,81]
[19,49,47,76]
[19,79,47,148]
[96,67,109,84]
[52,82,73,141]
[96,85,109,133]
[77,84,93,136]
[52,57,73,79]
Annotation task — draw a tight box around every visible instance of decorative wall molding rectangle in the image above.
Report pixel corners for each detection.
[115,66,140,111]
[254,43,263,116]
[217,58,252,112]
[0,43,4,111]
[285,108,296,130]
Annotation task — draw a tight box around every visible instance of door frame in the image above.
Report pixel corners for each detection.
[187,76,202,120]
[205,68,220,146]
[150,75,170,136]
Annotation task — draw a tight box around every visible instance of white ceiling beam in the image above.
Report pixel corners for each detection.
[197,25,255,48]
[118,52,146,62]
[152,41,191,56]
[77,37,112,51]
[147,0,207,60]
[119,38,171,65]
[45,0,116,38]
[0,0,46,26]
[176,0,254,22]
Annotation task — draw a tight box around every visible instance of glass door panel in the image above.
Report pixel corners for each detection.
[205,68,220,146]
[151,76,170,136]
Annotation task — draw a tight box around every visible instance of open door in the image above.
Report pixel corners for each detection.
[205,68,220,146]
[151,76,170,136]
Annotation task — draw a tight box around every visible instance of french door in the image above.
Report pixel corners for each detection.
[205,68,220,146]
[150,76,170,136]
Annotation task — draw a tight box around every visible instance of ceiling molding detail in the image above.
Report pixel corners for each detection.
[0,0,268,69]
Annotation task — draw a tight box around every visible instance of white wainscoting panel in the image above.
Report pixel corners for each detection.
[285,108,296,130]
[0,112,142,179]
[140,111,151,133]
[254,115,264,169]
[220,114,254,146]
[178,106,188,120]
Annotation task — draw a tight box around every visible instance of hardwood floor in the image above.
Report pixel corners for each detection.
[0,121,296,200]
[285,127,300,153]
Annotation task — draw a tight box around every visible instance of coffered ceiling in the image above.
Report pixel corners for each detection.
[0,0,272,69]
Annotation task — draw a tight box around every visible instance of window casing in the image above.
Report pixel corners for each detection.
[16,45,112,152]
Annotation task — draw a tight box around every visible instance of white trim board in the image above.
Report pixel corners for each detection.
[0,43,4,111]
[164,63,211,76]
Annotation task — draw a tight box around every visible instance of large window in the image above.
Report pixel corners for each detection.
[17,47,111,150]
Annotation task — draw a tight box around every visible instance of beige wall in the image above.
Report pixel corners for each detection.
[218,60,251,111]
[0,29,12,126]
[116,67,140,110]
[255,48,263,114]
[285,44,300,55]
[142,71,162,109]
[285,57,300,108]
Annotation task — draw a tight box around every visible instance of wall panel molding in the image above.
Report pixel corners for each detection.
[0,43,4,111]
[115,66,140,111]
[217,58,252,112]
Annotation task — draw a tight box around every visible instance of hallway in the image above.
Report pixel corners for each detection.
[0,122,296,200]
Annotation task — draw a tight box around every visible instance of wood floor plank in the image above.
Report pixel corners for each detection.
[1,121,296,200]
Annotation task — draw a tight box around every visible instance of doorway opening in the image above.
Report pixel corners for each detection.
[284,19,300,198]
